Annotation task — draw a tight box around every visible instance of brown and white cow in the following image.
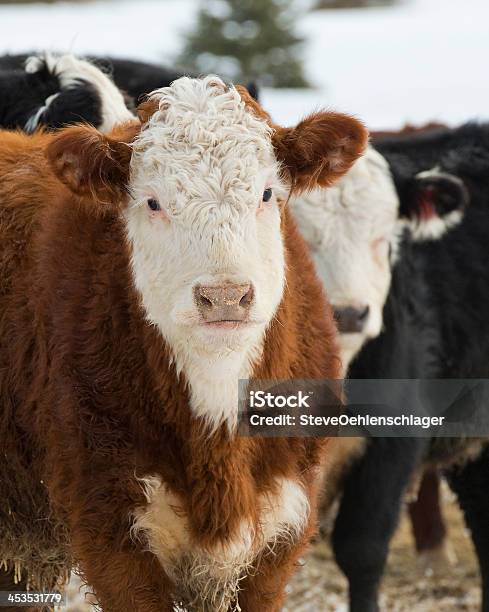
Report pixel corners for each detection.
[0,76,367,611]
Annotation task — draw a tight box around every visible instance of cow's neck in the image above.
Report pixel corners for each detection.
[169,333,264,434]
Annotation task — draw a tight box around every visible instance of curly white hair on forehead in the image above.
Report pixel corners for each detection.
[130,76,280,218]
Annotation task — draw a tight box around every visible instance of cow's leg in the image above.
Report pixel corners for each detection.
[69,528,173,612]
[332,437,425,612]
[238,537,312,612]
[53,484,174,612]
[408,467,450,570]
[446,445,489,612]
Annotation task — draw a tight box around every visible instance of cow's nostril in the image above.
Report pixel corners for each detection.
[358,305,370,322]
[239,285,254,308]
[194,286,214,310]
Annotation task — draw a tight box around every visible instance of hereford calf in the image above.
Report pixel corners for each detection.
[0,77,367,611]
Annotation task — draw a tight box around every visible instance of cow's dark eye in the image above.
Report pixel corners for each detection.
[263,188,273,202]
[147,198,161,211]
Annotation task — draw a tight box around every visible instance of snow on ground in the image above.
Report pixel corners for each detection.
[0,0,488,129]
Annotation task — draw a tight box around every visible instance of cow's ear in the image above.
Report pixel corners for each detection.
[272,112,368,194]
[137,97,160,125]
[400,169,469,240]
[46,124,135,204]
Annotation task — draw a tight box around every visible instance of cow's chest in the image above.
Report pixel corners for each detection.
[132,475,309,611]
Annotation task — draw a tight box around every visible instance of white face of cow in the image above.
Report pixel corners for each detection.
[290,147,400,371]
[125,77,285,361]
[47,75,368,431]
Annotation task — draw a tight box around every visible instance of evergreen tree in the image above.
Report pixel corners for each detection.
[178,0,310,88]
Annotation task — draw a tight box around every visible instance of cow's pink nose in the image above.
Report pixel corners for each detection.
[194,283,254,323]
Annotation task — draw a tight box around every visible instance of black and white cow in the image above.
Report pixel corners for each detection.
[0,53,134,132]
[292,123,489,612]
[0,53,260,107]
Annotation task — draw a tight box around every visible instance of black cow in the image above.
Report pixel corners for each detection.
[292,123,489,611]
[345,125,489,612]
[0,53,260,107]
[0,53,134,132]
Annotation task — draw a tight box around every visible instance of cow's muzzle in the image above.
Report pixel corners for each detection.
[333,305,370,334]
[194,282,254,324]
